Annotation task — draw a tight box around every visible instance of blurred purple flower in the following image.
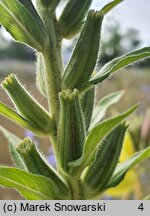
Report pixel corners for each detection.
[102,195,113,200]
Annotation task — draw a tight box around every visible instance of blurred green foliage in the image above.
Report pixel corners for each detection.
[99,19,141,64]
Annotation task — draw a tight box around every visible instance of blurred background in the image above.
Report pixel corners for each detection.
[0,0,150,199]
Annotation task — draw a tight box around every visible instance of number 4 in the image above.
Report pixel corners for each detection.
[138,203,144,211]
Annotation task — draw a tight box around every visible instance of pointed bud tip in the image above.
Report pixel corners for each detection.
[1,74,17,89]
[59,89,78,101]
[16,137,34,155]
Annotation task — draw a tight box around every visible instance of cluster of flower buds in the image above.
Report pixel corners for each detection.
[0,0,150,200]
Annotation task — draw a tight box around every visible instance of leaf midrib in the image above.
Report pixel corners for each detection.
[0,175,50,199]
[1,1,42,51]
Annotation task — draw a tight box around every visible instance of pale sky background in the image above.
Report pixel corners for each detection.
[92,0,150,46]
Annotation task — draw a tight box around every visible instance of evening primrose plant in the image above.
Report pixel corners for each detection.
[0,0,150,200]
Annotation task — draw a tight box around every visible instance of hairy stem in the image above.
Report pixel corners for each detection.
[42,49,62,123]
[38,7,63,125]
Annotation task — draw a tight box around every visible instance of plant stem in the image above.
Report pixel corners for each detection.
[43,49,62,123]
[69,178,85,200]
[38,7,63,125]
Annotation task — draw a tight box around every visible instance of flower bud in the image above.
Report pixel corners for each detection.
[59,0,92,39]
[81,123,127,197]
[57,89,86,173]
[17,138,56,179]
[2,74,55,136]
[63,10,103,89]
[17,138,69,197]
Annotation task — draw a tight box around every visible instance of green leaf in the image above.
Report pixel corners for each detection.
[36,53,47,96]
[0,0,48,51]
[88,47,150,85]
[0,102,33,131]
[90,90,124,130]
[59,0,93,39]
[82,123,127,198]
[69,105,137,175]
[100,0,123,15]
[0,126,25,170]
[0,166,70,199]
[106,146,150,189]
[0,102,52,136]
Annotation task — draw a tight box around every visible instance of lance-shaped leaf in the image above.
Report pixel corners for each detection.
[59,0,93,39]
[69,105,137,175]
[90,90,124,130]
[36,53,47,96]
[0,126,25,170]
[36,0,60,11]
[0,0,48,51]
[82,123,127,198]
[57,89,86,173]
[16,137,69,196]
[0,166,70,199]
[18,0,47,29]
[81,87,95,131]
[106,146,150,189]
[2,74,55,137]
[88,47,150,85]
[0,102,46,136]
[63,10,103,89]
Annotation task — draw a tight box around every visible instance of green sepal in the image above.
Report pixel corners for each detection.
[59,0,93,39]
[1,74,55,137]
[0,166,70,200]
[63,10,103,89]
[88,47,150,85]
[82,123,127,198]
[16,137,70,198]
[90,90,124,130]
[0,126,25,170]
[81,87,95,131]
[36,53,47,96]
[0,0,48,51]
[69,104,137,176]
[106,146,150,189]
[57,89,86,173]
